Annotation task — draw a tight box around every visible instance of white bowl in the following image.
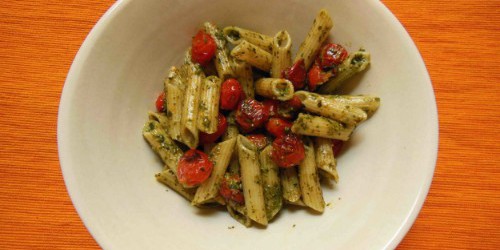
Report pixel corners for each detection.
[58,0,438,249]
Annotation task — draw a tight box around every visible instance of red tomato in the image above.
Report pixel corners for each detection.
[271,134,305,168]
[235,99,269,132]
[263,99,279,117]
[177,149,213,187]
[199,114,228,144]
[265,118,292,138]
[282,59,306,90]
[246,134,270,150]
[286,95,303,110]
[219,173,244,204]
[332,139,344,157]
[320,43,348,68]
[307,63,333,91]
[191,30,217,65]
[155,92,166,112]
[220,78,243,110]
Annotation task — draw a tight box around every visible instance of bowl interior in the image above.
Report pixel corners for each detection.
[58,0,438,249]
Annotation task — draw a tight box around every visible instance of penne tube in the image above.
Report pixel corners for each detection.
[280,167,301,203]
[155,168,195,201]
[295,91,367,125]
[291,113,355,141]
[237,135,268,226]
[204,22,234,80]
[231,40,273,72]
[164,67,185,142]
[148,111,169,130]
[180,51,205,149]
[232,59,255,98]
[142,120,183,173]
[227,202,252,227]
[298,138,325,212]
[255,78,294,101]
[197,76,222,133]
[294,9,333,70]
[326,95,380,117]
[313,137,339,183]
[271,30,292,78]
[318,49,371,94]
[259,146,282,221]
[223,26,274,52]
[285,199,307,207]
[222,111,239,141]
[192,138,236,205]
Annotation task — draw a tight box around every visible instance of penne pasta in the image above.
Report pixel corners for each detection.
[255,78,294,101]
[280,167,301,203]
[294,9,333,70]
[197,76,222,133]
[313,137,339,183]
[271,30,292,78]
[298,138,325,212]
[318,49,371,94]
[204,22,234,80]
[326,94,380,117]
[259,146,282,220]
[231,40,273,72]
[164,67,185,142]
[237,135,268,226]
[148,111,169,130]
[232,59,255,98]
[223,26,274,52]
[295,90,367,125]
[291,113,355,141]
[227,202,252,227]
[192,138,236,205]
[180,50,205,149]
[142,120,183,173]
[155,168,195,201]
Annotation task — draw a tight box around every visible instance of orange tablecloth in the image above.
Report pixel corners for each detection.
[1,1,498,249]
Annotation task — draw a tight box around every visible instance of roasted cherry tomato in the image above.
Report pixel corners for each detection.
[282,59,306,90]
[307,63,333,91]
[286,95,303,111]
[246,134,271,150]
[332,139,344,157]
[236,98,269,132]
[263,99,279,117]
[320,43,348,68]
[219,173,244,204]
[220,78,243,110]
[271,134,305,168]
[177,149,213,187]
[199,114,228,144]
[265,118,292,138]
[191,30,217,65]
[155,92,166,112]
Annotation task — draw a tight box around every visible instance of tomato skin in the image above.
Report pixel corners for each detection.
[286,95,303,111]
[155,92,166,112]
[271,134,306,168]
[263,99,279,117]
[220,79,243,110]
[265,118,293,138]
[320,43,348,68]
[219,173,244,204]
[177,149,213,187]
[246,134,271,150]
[199,114,228,145]
[332,139,344,157]
[235,99,270,132]
[308,63,334,91]
[191,30,217,65]
[282,59,306,90]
